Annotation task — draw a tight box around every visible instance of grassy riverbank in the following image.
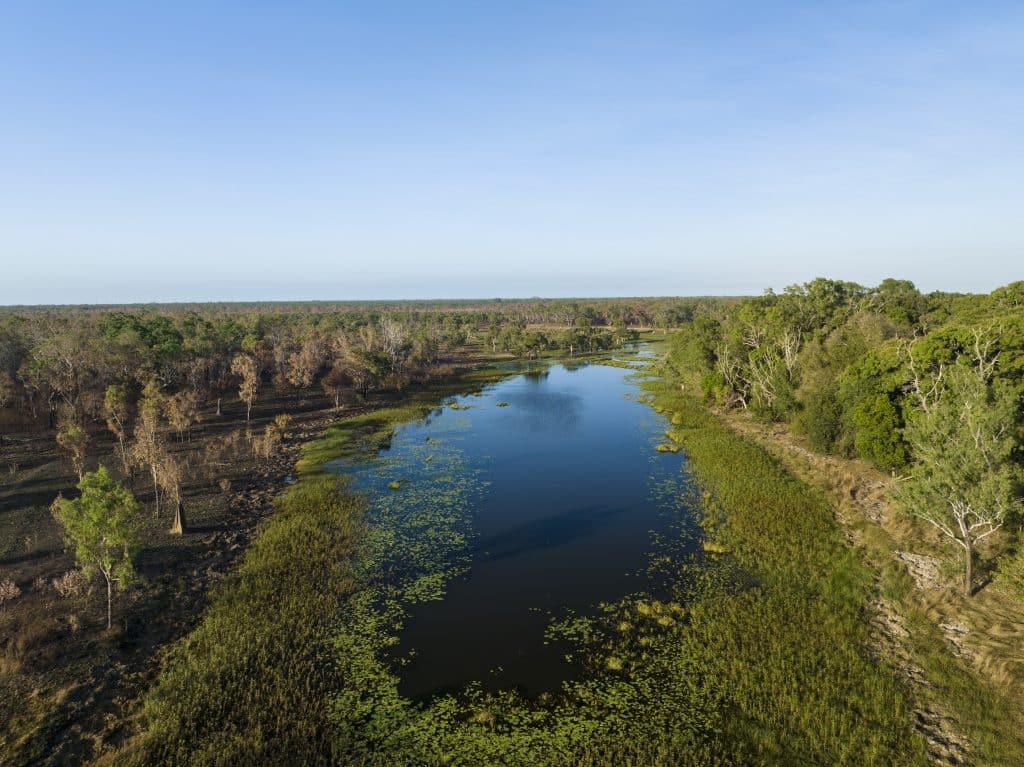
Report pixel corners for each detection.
[638,377,928,765]
[723,409,1024,766]
[109,358,929,766]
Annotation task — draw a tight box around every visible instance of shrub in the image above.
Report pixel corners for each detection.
[0,579,20,611]
[52,570,92,599]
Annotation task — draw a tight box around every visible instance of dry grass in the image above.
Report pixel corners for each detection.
[723,410,1024,765]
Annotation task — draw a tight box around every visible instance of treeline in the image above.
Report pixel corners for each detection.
[0,300,687,535]
[0,297,706,427]
[668,277,1024,595]
[0,296,718,327]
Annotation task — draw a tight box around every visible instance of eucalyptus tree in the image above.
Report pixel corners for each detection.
[103,384,133,474]
[231,352,260,420]
[52,466,141,629]
[896,365,1021,595]
[130,383,167,516]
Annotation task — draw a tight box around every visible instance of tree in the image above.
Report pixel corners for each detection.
[52,466,141,628]
[379,317,411,388]
[896,367,1021,595]
[321,362,352,409]
[347,347,391,397]
[56,413,90,479]
[231,353,260,420]
[154,451,187,535]
[130,383,166,516]
[103,384,133,474]
[166,389,200,442]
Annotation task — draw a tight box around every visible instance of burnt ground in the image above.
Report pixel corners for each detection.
[0,356,490,766]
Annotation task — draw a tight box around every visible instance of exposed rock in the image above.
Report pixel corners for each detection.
[896,551,943,591]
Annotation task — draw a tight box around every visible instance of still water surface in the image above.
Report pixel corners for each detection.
[330,359,698,698]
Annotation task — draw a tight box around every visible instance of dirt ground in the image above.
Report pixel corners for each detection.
[0,355,491,766]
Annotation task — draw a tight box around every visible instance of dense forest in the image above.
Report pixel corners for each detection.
[667,278,1024,597]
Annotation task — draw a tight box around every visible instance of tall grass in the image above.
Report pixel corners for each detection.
[111,476,366,766]
[112,364,928,766]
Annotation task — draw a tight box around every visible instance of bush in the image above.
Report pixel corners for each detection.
[849,394,908,470]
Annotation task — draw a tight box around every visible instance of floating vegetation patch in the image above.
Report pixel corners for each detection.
[118,353,928,767]
[702,540,729,555]
[348,422,486,605]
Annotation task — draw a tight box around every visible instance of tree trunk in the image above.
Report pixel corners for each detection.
[964,540,974,596]
[151,468,160,517]
[216,396,222,417]
[105,574,112,630]
[246,400,252,421]
[170,499,186,535]
[117,437,130,475]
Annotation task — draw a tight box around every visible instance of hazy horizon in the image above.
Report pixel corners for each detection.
[2,271,1019,309]
[3,2,1022,304]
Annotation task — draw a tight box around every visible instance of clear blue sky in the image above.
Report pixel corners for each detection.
[2,1,1022,304]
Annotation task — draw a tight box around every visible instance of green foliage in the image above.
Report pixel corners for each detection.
[849,393,908,470]
[118,364,928,766]
[837,344,909,468]
[896,367,1022,593]
[121,475,367,766]
[53,466,140,581]
[798,380,843,452]
[52,466,141,626]
[994,547,1024,601]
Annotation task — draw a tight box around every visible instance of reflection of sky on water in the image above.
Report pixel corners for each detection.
[331,360,699,699]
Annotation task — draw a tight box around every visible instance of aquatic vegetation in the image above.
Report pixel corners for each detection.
[115,355,928,767]
[114,475,369,766]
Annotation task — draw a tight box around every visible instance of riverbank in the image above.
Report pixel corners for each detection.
[110,356,935,765]
[1,387,338,766]
[0,348,511,766]
[719,408,1024,766]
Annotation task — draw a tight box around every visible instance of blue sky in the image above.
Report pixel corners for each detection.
[2,1,1022,303]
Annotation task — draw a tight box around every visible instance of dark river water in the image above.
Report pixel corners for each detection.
[329,358,698,699]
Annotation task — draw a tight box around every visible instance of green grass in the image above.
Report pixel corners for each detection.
[297,368,519,472]
[112,359,929,767]
[112,475,367,766]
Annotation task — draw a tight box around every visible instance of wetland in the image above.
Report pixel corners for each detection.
[327,359,697,698]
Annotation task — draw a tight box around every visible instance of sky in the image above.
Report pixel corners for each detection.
[1,1,1022,304]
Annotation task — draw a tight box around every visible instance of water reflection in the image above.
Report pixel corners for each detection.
[477,504,629,563]
[333,361,698,698]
